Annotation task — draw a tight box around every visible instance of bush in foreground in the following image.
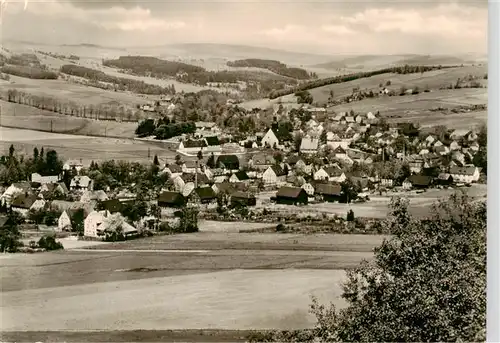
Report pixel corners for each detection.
[249,193,486,342]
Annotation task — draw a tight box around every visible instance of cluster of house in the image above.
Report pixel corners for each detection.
[0,163,140,239]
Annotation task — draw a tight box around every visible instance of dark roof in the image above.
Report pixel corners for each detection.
[408,175,433,186]
[233,171,250,181]
[205,136,220,146]
[449,166,478,176]
[314,182,342,196]
[158,191,185,204]
[180,172,209,184]
[11,193,38,209]
[437,173,453,180]
[194,187,217,200]
[334,146,347,154]
[270,165,286,177]
[276,186,305,199]
[166,164,183,173]
[216,155,240,169]
[285,155,301,165]
[183,139,207,148]
[216,182,247,194]
[231,191,256,200]
[252,153,275,165]
[324,166,343,177]
[99,199,123,213]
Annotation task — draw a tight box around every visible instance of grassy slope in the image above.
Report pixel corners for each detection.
[309,65,487,104]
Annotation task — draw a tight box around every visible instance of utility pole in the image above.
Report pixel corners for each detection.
[195,160,198,189]
[147,147,150,159]
[50,120,53,133]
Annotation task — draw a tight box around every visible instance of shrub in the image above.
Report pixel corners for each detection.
[346,209,355,221]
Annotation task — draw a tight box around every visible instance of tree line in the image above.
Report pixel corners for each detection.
[268,64,458,99]
[60,64,176,95]
[0,145,64,186]
[227,58,316,80]
[102,55,299,93]
[135,118,196,140]
[4,89,142,123]
[1,65,58,80]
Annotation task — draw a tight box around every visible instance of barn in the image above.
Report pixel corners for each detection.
[274,187,308,205]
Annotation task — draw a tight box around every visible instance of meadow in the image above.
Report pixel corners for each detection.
[0,74,150,108]
[0,231,385,331]
[0,127,178,165]
[0,100,138,138]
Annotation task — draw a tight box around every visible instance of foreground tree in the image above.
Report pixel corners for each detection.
[310,194,486,342]
[249,193,486,342]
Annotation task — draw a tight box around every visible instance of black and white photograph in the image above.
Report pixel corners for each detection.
[0,0,493,342]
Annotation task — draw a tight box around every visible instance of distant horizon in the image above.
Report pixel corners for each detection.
[0,0,487,56]
[2,39,489,61]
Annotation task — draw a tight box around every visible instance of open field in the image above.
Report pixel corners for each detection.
[256,184,487,219]
[85,232,387,253]
[199,220,277,233]
[309,65,487,104]
[0,231,385,331]
[0,127,178,165]
[0,74,151,107]
[239,65,487,110]
[0,266,347,331]
[327,88,487,130]
[0,101,138,138]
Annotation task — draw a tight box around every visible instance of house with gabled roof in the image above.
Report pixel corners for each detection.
[158,191,186,208]
[178,139,207,155]
[31,173,61,185]
[190,187,217,204]
[262,165,287,186]
[300,136,319,154]
[216,155,240,171]
[11,192,38,217]
[261,128,281,149]
[250,153,276,170]
[406,175,433,189]
[57,211,72,232]
[172,173,209,192]
[70,176,93,192]
[182,160,202,173]
[449,166,481,184]
[314,182,342,202]
[314,166,346,183]
[229,171,250,183]
[205,136,222,153]
[274,187,308,205]
[162,163,183,177]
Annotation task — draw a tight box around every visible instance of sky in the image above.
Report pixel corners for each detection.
[0,0,488,55]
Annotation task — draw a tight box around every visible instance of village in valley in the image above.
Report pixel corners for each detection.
[0,0,489,337]
[0,95,487,244]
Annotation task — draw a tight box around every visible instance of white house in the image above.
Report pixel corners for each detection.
[449,141,461,151]
[300,136,319,154]
[314,166,346,183]
[31,173,60,185]
[1,182,31,206]
[70,176,94,192]
[30,199,47,212]
[80,190,108,203]
[262,165,287,186]
[63,160,83,173]
[58,211,72,232]
[178,139,207,155]
[84,210,110,238]
[449,166,481,184]
[301,182,315,196]
[10,193,38,217]
[261,129,281,149]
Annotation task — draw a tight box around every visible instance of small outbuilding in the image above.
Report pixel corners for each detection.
[158,191,186,208]
[274,187,308,205]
